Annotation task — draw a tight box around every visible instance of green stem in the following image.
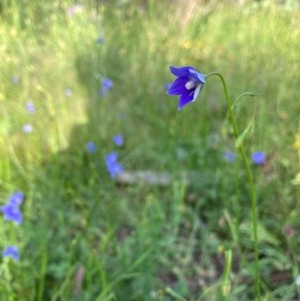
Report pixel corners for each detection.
[206,72,261,300]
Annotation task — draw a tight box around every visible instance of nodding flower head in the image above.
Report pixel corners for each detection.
[105,152,123,179]
[2,246,19,261]
[167,66,206,110]
[1,191,24,225]
[251,151,266,165]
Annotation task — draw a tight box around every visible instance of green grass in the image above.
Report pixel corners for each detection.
[1,0,300,300]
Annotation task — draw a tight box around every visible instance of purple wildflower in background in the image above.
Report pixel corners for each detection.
[1,203,22,224]
[67,3,84,16]
[167,66,206,110]
[25,101,36,114]
[251,151,266,165]
[96,37,104,44]
[11,75,20,85]
[98,78,113,96]
[105,152,123,179]
[22,124,33,134]
[113,134,124,146]
[223,151,236,162]
[64,88,73,97]
[8,191,24,206]
[86,141,97,153]
[1,191,24,225]
[2,246,19,261]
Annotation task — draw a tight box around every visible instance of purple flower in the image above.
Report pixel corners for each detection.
[86,141,97,154]
[11,75,20,85]
[167,66,206,110]
[25,101,36,114]
[96,37,104,44]
[98,78,113,96]
[2,246,19,261]
[8,191,24,206]
[86,141,97,153]
[1,192,24,224]
[223,151,236,162]
[251,151,266,165]
[105,152,123,179]
[67,3,84,16]
[113,134,124,146]
[1,203,22,224]
[22,124,33,133]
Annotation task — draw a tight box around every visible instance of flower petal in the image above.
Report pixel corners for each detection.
[178,90,195,110]
[167,77,188,95]
[170,66,195,77]
[192,84,203,101]
[9,192,24,206]
[189,69,206,83]
[251,152,266,165]
[2,246,19,261]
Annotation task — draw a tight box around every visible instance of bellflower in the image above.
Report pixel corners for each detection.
[2,245,19,261]
[251,151,266,165]
[113,134,124,146]
[96,37,104,44]
[11,74,20,85]
[25,101,36,114]
[86,141,97,153]
[22,124,33,134]
[105,152,123,179]
[98,78,113,96]
[167,66,206,110]
[1,203,22,224]
[8,191,24,206]
[67,3,83,16]
[1,191,24,224]
[223,151,236,162]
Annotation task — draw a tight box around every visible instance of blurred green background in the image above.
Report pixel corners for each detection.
[0,0,300,300]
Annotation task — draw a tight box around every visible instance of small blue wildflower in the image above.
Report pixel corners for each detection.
[113,134,124,146]
[223,151,236,162]
[251,151,266,165]
[1,203,22,224]
[8,191,24,206]
[1,191,23,224]
[67,3,83,16]
[98,78,113,96]
[25,101,36,114]
[96,37,104,44]
[105,152,124,179]
[22,124,33,134]
[11,75,20,85]
[86,141,97,153]
[2,246,19,261]
[167,66,206,110]
[106,152,118,164]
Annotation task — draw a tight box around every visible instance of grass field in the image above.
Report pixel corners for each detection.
[1,0,300,300]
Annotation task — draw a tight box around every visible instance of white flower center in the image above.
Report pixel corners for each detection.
[185,80,196,90]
